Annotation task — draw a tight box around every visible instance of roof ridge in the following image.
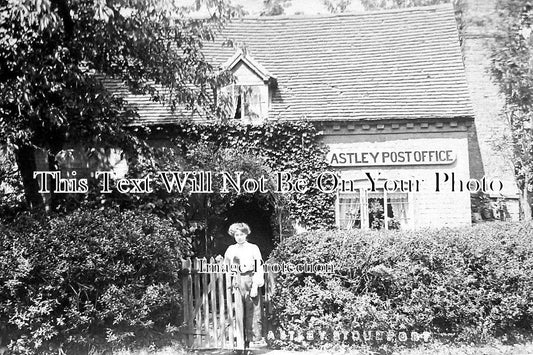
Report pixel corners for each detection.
[232,3,454,21]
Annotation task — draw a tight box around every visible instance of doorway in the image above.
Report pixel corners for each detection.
[214,197,276,261]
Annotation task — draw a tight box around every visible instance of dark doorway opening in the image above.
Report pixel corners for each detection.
[213,197,275,261]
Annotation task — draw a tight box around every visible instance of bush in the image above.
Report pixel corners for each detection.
[0,209,189,354]
[268,223,533,349]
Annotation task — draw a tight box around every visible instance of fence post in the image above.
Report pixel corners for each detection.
[193,258,202,348]
[217,258,226,348]
[181,258,194,347]
[225,268,234,349]
[199,257,210,348]
[209,257,218,347]
[234,272,245,350]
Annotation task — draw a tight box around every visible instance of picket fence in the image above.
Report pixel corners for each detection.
[180,257,276,350]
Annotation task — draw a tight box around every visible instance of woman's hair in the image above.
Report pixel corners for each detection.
[228,222,251,237]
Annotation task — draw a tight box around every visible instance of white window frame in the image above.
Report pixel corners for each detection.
[220,83,267,123]
[336,187,413,231]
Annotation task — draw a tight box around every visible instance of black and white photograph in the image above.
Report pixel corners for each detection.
[1,0,533,354]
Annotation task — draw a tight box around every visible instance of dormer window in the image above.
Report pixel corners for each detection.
[219,50,276,123]
[222,84,263,120]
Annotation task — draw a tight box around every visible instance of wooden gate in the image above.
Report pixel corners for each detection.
[180,257,275,350]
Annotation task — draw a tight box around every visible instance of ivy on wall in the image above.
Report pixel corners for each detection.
[158,120,337,231]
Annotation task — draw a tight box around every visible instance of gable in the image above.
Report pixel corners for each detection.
[232,61,265,85]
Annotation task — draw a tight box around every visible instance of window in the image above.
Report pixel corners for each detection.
[338,192,362,229]
[337,189,411,230]
[220,84,264,122]
[219,51,275,122]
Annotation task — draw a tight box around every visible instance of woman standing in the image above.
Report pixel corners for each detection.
[224,222,267,350]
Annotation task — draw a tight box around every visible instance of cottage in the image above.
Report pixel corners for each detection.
[102,4,520,230]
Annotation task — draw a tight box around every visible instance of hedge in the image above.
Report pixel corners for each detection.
[268,222,533,350]
[0,209,188,354]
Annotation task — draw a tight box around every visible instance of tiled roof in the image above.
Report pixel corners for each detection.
[120,4,474,124]
[101,78,197,124]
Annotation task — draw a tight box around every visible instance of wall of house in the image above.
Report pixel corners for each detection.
[321,120,475,229]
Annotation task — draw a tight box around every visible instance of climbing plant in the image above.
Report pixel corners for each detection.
[163,120,337,232]
[490,0,533,220]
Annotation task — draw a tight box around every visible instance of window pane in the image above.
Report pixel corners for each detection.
[219,84,237,119]
[234,94,242,119]
[388,192,409,229]
[243,85,262,119]
[339,192,361,229]
[368,191,385,230]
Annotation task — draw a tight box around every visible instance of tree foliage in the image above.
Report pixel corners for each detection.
[261,0,291,16]
[490,0,533,219]
[0,0,238,211]
[323,0,352,13]
[360,0,454,10]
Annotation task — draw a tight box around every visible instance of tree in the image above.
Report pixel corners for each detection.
[490,0,533,220]
[326,0,456,14]
[261,0,291,16]
[360,0,453,10]
[0,0,237,212]
[323,0,352,13]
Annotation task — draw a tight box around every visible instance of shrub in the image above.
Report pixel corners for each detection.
[0,209,189,354]
[268,222,533,349]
